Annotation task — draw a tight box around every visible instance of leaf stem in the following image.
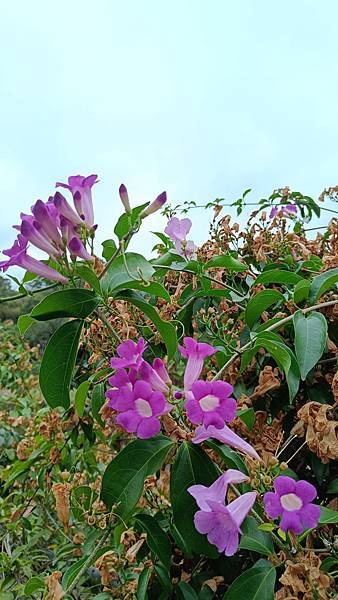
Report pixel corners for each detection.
[64,526,112,594]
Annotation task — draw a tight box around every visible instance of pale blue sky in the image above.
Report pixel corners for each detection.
[1,0,338,268]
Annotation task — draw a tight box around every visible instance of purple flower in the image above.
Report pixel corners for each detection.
[269,204,298,219]
[165,217,192,242]
[0,235,68,283]
[56,174,98,228]
[188,469,249,511]
[110,338,146,370]
[31,199,62,246]
[139,359,171,394]
[20,219,61,257]
[263,475,320,534]
[114,380,172,439]
[185,380,236,428]
[105,368,138,408]
[140,191,167,218]
[68,236,94,262]
[178,337,216,391]
[119,184,131,214]
[193,424,261,460]
[194,492,257,556]
[53,191,84,226]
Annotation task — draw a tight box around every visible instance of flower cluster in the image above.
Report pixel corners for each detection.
[105,338,172,439]
[165,217,197,259]
[270,203,297,219]
[188,470,256,555]
[0,175,97,283]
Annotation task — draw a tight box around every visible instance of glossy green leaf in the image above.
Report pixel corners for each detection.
[245,290,285,329]
[327,478,338,494]
[237,408,255,431]
[136,513,171,568]
[17,314,35,335]
[116,291,177,360]
[75,265,101,294]
[205,254,246,271]
[24,576,46,595]
[101,436,174,515]
[205,441,248,474]
[101,253,155,294]
[223,559,276,600]
[239,517,274,556]
[137,567,152,600]
[253,270,303,286]
[170,442,219,557]
[319,506,338,524]
[31,289,100,320]
[293,279,311,304]
[177,581,199,599]
[102,238,117,260]
[309,267,338,303]
[75,380,90,417]
[294,311,328,380]
[115,280,171,302]
[91,382,106,427]
[39,320,83,409]
[62,557,87,590]
[154,564,173,593]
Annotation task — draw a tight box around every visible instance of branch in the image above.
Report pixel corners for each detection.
[0,283,58,304]
[64,526,112,594]
[152,264,246,298]
[212,298,338,381]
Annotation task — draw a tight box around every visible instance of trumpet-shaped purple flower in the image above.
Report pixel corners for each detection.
[139,359,171,394]
[105,368,138,409]
[119,184,131,214]
[140,191,167,218]
[20,219,61,257]
[54,191,84,227]
[68,236,94,262]
[174,239,198,260]
[263,475,320,534]
[270,204,298,219]
[31,199,62,245]
[179,337,216,391]
[193,424,261,460]
[56,174,98,228]
[113,380,172,439]
[194,492,257,556]
[165,217,192,242]
[0,235,68,283]
[110,338,146,370]
[188,469,249,511]
[185,380,236,428]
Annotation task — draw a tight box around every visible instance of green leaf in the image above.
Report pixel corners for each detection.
[31,289,100,320]
[75,265,101,294]
[223,560,276,600]
[39,320,83,409]
[205,441,248,474]
[245,290,285,329]
[102,238,117,260]
[256,334,300,402]
[170,442,219,557]
[253,270,303,286]
[101,436,174,515]
[320,556,338,573]
[114,213,131,239]
[237,408,255,431]
[294,311,328,380]
[24,576,46,595]
[136,514,171,569]
[154,564,173,593]
[92,383,106,427]
[137,567,152,600]
[177,581,199,599]
[17,314,35,335]
[62,557,87,589]
[116,280,171,302]
[116,291,177,360]
[309,267,338,303]
[327,478,338,494]
[319,506,338,524]
[71,485,98,521]
[239,517,274,556]
[293,279,311,304]
[75,380,91,417]
[205,254,246,271]
[101,253,155,294]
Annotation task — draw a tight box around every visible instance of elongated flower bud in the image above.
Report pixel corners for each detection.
[140,191,167,218]
[119,184,131,214]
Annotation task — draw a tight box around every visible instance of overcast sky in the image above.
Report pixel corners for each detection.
[1,0,338,274]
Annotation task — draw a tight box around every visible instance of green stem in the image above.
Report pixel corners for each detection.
[94,308,122,344]
[64,526,112,594]
[212,298,338,381]
[152,264,246,298]
[0,283,58,304]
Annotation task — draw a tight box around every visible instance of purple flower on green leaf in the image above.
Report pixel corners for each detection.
[185,380,236,428]
[193,424,261,460]
[188,470,249,511]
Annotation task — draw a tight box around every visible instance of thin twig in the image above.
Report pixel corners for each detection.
[212,298,338,381]
[152,264,246,298]
[0,283,58,304]
[64,526,112,594]
[94,308,122,344]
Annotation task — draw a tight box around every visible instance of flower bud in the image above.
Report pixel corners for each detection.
[119,184,131,214]
[140,191,167,218]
